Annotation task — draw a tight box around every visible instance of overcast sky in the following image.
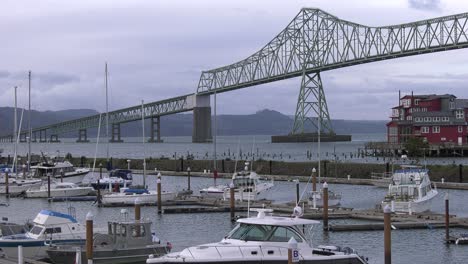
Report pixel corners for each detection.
[1,0,468,120]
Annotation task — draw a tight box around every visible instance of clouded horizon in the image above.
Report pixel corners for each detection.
[1,0,468,120]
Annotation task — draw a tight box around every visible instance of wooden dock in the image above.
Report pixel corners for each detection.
[0,258,49,264]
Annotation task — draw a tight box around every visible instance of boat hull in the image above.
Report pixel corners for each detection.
[382,189,438,213]
[101,192,177,205]
[0,238,84,260]
[47,245,168,264]
[53,171,88,184]
[25,187,93,198]
[0,182,42,195]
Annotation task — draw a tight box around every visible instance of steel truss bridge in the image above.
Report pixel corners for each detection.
[2,8,468,143]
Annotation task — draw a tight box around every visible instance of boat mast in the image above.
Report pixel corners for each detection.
[213,91,217,185]
[318,92,321,185]
[13,86,17,172]
[141,100,146,188]
[28,71,32,172]
[105,63,109,165]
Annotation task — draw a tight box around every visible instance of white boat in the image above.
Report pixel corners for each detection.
[307,189,342,208]
[147,208,368,264]
[199,185,228,198]
[0,209,88,260]
[370,172,393,188]
[89,169,133,190]
[0,177,42,195]
[31,161,89,184]
[381,165,438,213]
[101,188,177,205]
[25,182,94,198]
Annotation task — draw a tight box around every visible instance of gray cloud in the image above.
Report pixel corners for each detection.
[408,0,442,11]
[35,72,80,86]
[0,71,10,78]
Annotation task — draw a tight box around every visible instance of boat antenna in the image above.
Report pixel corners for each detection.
[92,113,103,180]
[141,100,146,188]
[105,63,110,167]
[318,92,322,185]
[28,71,32,172]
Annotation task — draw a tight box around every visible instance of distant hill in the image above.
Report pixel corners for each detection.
[0,107,386,137]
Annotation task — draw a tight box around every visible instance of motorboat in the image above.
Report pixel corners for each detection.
[307,187,342,208]
[370,172,393,188]
[31,161,89,184]
[46,219,170,264]
[25,182,94,198]
[0,210,88,260]
[90,169,133,190]
[199,185,228,198]
[0,177,42,195]
[381,165,438,213]
[101,188,177,206]
[147,208,368,264]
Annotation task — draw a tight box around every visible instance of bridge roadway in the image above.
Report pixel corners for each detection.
[2,8,468,143]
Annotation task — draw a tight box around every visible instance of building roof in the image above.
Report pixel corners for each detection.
[401,94,456,101]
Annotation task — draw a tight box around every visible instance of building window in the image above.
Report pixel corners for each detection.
[415,99,420,105]
[456,110,464,119]
[442,117,449,122]
[433,126,440,133]
[421,127,429,133]
[424,117,430,122]
[450,102,455,109]
[401,99,411,108]
[422,108,427,112]
[459,126,463,133]
[434,117,441,122]
[389,127,398,135]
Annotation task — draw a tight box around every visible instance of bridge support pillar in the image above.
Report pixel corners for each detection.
[77,129,90,143]
[110,123,124,143]
[39,130,47,143]
[19,133,27,143]
[148,116,163,143]
[49,134,60,143]
[32,131,37,142]
[192,95,212,143]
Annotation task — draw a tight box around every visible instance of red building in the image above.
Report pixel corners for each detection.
[387,94,468,145]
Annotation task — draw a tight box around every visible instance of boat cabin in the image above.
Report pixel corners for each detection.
[386,167,432,201]
[26,210,85,240]
[105,221,155,248]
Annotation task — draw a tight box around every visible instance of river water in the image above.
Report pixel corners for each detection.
[2,133,468,165]
[0,173,467,264]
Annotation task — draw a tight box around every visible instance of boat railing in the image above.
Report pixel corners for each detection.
[184,244,302,259]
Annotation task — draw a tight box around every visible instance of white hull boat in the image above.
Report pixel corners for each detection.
[0,179,42,195]
[147,209,368,264]
[31,161,89,184]
[25,182,94,198]
[307,190,341,208]
[0,210,88,260]
[381,165,438,214]
[101,189,177,205]
[199,185,227,198]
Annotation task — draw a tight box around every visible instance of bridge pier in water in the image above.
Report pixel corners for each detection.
[39,130,47,143]
[192,95,212,143]
[110,123,124,143]
[148,116,163,143]
[49,134,60,143]
[77,129,90,143]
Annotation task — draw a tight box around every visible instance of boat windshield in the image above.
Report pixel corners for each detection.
[29,225,44,235]
[226,223,303,242]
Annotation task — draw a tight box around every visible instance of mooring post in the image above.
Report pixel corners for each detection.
[22,164,26,179]
[75,248,82,264]
[459,164,463,183]
[312,168,317,192]
[323,182,329,231]
[384,205,391,264]
[47,174,51,200]
[295,180,300,204]
[445,193,450,243]
[5,169,9,198]
[229,183,236,221]
[18,245,23,264]
[187,167,191,192]
[127,159,131,171]
[60,168,64,183]
[135,197,141,236]
[99,163,103,179]
[86,212,94,264]
[157,175,162,214]
[287,237,298,264]
[96,179,102,206]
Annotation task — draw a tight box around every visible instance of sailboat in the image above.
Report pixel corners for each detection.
[307,107,341,208]
[101,100,177,206]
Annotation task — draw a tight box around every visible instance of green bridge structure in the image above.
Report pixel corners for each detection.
[2,8,468,143]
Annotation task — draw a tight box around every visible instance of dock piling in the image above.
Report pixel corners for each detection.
[75,248,82,264]
[157,176,162,214]
[99,163,102,179]
[18,245,23,264]
[384,205,392,264]
[312,168,317,192]
[445,192,450,243]
[230,183,235,221]
[323,182,329,231]
[86,212,94,264]
[96,179,102,206]
[60,168,64,183]
[187,167,191,192]
[135,197,141,236]
[47,174,51,200]
[295,180,300,204]
[5,170,9,197]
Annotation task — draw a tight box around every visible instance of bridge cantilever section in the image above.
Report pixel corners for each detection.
[197,8,468,95]
[0,94,198,143]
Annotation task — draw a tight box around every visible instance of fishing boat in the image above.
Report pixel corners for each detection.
[101,188,177,206]
[31,161,89,184]
[0,210,88,260]
[46,219,170,264]
[25,182,94,198]
[381,165,438,213]
[228,162,274,201]
[147,208,368,264]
